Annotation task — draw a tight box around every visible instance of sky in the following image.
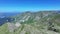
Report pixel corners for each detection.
[0,0,60,12]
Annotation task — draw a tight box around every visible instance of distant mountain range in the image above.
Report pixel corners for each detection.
[0,12,20,17]
[0,12,20,26]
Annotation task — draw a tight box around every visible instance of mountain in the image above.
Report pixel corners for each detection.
[0,11,60,34]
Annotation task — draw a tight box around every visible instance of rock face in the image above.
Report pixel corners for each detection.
[15,22,21,27]
[0,11,60,34]
[7,23,15,32]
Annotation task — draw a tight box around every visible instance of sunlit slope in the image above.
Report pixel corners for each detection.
[13,11,60,34]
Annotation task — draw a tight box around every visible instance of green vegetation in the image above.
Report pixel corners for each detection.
[0,23,10,34]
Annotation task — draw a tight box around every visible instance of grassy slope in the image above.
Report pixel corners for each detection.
[0,23,10,34]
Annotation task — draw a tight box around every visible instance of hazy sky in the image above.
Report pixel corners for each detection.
[0,0,60,12]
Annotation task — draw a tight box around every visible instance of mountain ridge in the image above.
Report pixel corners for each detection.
[0,11,60,34]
